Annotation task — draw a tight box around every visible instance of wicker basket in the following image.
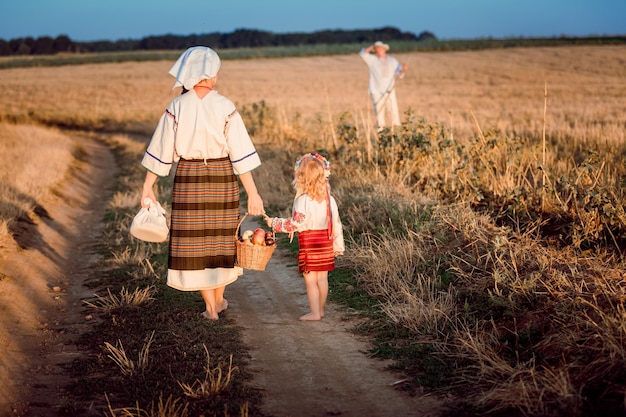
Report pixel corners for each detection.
[234,213,276,271]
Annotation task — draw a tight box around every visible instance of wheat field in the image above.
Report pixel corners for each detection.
[0,45,624,145]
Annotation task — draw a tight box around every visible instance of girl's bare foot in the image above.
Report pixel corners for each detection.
[217,298,228,313]
[320,310,325,318]
[299,312,321,321]
[201,310,218,320]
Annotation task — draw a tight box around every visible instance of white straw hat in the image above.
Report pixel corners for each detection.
[168,46,221,90]
[374,41,390,51]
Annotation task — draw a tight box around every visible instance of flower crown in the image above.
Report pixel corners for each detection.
[294,152,331,178]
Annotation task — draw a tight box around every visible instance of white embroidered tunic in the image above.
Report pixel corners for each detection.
[359,49,403,95]
[142,89,260,176]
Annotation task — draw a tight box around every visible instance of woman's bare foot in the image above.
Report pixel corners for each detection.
[217,298,228,313]
[201,310,218,320]
[299,312,321,321]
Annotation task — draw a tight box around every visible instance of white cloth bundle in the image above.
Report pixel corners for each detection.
[130,198,169,243]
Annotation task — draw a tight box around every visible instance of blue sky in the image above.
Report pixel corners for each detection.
[1,0,624,42]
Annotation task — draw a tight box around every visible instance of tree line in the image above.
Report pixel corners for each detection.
[0,26,435,56]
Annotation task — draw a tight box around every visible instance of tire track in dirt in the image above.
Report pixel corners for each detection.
[225,217,442,417]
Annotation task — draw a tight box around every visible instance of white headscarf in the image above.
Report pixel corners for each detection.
[168,46,221,90]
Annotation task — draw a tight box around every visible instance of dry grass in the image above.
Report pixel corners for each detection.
[104,331,155,377]
[178,346,239,399]
[105,394,190,417]
[84,285,157,310]
[0,123,75,243]
[335,174,625,414]
[105,394,250,417]
[346,232,457,334]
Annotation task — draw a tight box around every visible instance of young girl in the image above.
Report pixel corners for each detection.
[266,153,344,321]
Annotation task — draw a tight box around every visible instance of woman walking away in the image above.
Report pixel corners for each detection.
[266,153,344,321]
[141,46,265,320]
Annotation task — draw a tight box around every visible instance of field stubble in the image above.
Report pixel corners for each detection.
[0,45,624,144]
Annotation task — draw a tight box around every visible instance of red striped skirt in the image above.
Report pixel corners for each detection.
[169,157,239,270]
[297,230,334,273]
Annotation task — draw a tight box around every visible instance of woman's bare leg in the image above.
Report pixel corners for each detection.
[215,286,228,313]
[199,289,219,320]
[300,271,322,321]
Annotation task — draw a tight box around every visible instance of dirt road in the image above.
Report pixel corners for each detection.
[227,221,442,416]
[0,138,442,417]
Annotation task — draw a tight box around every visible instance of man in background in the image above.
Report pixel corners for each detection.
[359,41,407,130]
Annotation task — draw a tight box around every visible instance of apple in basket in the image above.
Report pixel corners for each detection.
[251,229,266,245]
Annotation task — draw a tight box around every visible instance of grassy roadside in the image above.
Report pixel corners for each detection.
[247,100,626,416]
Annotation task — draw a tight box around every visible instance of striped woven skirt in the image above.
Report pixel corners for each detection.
[297,230,335,273]
[168,157,239,272]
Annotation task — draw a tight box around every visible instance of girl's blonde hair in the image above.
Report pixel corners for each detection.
[293,155,327,202]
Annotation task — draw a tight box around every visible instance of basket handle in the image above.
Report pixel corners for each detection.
[235,212,271,238]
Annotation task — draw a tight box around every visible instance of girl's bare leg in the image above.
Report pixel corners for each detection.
[318,272,329,318]
[199,289,219,320]
[300,271,322,321]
